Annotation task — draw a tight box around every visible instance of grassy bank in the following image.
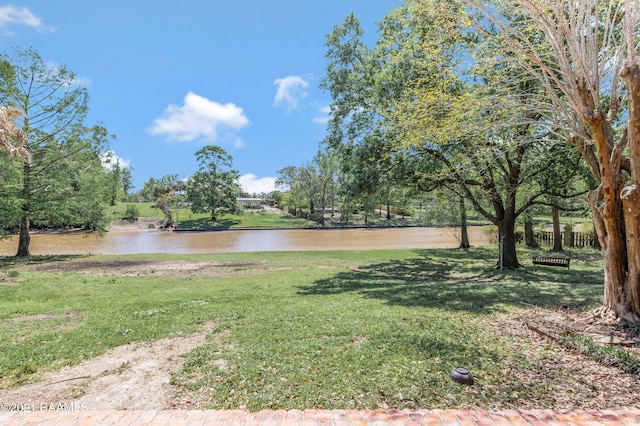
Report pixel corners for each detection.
[176,211,316,229]
[0,247,604,410]
[106,202,317,229]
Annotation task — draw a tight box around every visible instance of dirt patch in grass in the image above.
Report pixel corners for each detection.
[24,259,272,277]
[26,259,157,273]
[0,322,219,410]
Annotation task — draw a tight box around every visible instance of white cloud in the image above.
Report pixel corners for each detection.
[273,76,309,112]
[149,92,250,142]
[313,105,331,124]
[101,150,131,171]
[239,174,277,195]
[0,5,54,35]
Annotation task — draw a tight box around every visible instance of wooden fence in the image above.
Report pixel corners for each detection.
[535,231,599,249]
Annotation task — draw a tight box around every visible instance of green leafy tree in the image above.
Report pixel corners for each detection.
[276,150,339,224]
[140,174,183,224]
[276,164,317,216]
[322,2,588,268]
[187,146,242,222]
[313,150,339,221]
[322,14,419,226]
[139,177,159,203]
[108,159,122,206]
[122,204,140,221]
[0,48,113,256]
[102,152,133,206]
[269,190,284,206]
[121,166,134,199]
[276,165,302,214]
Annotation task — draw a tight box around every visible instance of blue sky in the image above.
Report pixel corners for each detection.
[0,1,398,193]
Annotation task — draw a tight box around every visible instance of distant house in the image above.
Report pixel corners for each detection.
[237,197,262,209]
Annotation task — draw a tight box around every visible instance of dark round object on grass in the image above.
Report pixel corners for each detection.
[450,367,474,385]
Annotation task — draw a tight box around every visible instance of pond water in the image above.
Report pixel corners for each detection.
[0,226,490,256]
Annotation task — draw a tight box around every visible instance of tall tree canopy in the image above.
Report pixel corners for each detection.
[0,48,113,256]
[102,151,134,206]
[187,145,242,222]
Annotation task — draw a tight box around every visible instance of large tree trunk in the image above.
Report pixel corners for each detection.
[498,216,520,269]
[16,214,31,257]
[459,197,470,249]
[587,63,640,321]
[621,186,640,316]
[524,218,538,248]
[589,185,634,320]
[320,185,327,226]
[620,63,640,320]
[364,196,369,224]
[552,204,563,252]
[16,161,32,257]
[157,197,173,223]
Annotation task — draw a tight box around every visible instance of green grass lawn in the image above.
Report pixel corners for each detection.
[0,247,605,410]
[105,202,163,219]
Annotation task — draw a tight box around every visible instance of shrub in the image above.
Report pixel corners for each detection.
[123,204,140,222]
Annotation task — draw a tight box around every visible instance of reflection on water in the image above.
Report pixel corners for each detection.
[0,227,490,256]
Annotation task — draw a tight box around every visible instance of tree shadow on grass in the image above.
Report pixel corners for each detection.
[298,248,603,314]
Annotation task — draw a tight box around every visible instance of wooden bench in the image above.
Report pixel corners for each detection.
[532,255,570,269]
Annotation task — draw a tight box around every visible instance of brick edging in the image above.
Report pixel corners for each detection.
[1,408,640,425]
